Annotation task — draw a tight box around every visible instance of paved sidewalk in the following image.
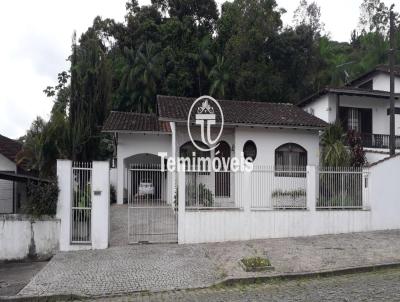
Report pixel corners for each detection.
[17,230,400,298]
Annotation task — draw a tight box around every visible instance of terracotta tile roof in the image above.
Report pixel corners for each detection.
[0,134,23,165]
[297,87,400,107]
[157,95,327,129]
[102,111,171,133]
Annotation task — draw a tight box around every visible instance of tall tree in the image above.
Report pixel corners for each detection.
[69,29,112,161]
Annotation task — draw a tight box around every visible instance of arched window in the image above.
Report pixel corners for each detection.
[275,143,307,177]
[179,141,210,172]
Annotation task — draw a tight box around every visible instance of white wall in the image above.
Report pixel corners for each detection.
[373,73,400,93]
[365,150,389,164]
[179,156,400,244]
[57,160,110,251]
[116,133,171,204]
[0,215,60,261]
[303,94,336,123]
[234,127,320,166]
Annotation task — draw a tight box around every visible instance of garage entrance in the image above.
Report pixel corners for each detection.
[127,161,177,244]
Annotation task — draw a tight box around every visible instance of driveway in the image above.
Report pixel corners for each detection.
[110,204,177,246]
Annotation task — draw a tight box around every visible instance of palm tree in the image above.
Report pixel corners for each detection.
[189,36,214,95]
[209,56,230,98]
[321,123,350,167]
[133,42,163,112]
[120,47,139,110]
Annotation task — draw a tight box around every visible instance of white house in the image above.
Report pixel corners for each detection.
[298,65,400,163]
[103,95,327,206]
[0,134,27,213]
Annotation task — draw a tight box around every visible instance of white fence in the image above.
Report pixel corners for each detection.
[318,167,368,209]
[183,166,367,211]
[178,165,386,244]
[251,166,307,209]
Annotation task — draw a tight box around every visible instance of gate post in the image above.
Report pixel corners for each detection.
[91,161,110,249]
[177,170,185,244]
[307,165,317,212]
[56,159,72,251]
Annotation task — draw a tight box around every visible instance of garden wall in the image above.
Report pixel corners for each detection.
[0,214,60,261]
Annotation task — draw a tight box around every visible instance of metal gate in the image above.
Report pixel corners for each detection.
[128,164,177,243]
[71,162,92,244]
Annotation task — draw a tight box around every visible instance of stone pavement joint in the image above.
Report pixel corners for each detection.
[16,229,400,298]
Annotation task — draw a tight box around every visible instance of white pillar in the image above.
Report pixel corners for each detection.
[56,159,72,251]
[91,161,110,249]
[307,165,317,212]
[117,158,124,205]
[177,170,185,244]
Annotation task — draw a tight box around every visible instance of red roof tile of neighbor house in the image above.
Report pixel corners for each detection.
[157,95,327,129]
[0,134,23,164]
[102,111,171,133]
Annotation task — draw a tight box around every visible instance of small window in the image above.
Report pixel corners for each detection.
[275,143,307,177]
[243,140,257,162]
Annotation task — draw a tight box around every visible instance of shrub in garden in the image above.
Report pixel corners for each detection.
[24,180,58,217]
[347,130,366,167]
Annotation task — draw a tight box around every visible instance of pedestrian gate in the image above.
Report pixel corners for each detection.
[127,165,177,243]
[71,162,92,243]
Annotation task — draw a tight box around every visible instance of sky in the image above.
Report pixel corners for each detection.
[0,0,397,139]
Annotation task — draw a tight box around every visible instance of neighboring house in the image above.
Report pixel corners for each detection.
[103,95,327,204]
[0,134,28,213]
[298,65,400,163]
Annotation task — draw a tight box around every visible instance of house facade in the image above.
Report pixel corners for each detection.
[103,95,327,205]
[0,134,27,213]
[298,65,400,163]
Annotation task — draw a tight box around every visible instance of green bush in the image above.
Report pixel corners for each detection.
[271,189,306,198]
[24,180,59,217]
[241,256,271,269]
[174,183,214,208]
[110,185,116,204]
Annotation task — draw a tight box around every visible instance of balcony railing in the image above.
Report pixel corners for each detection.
[360,133,400,149]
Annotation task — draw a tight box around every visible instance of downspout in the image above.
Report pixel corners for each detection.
[335,93,340,124]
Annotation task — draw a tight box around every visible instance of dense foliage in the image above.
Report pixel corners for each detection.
[18,0,400,176]
[24,180,59,217]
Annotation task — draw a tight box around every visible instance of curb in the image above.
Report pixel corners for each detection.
[2,262,400,301]
[219,261,400,286]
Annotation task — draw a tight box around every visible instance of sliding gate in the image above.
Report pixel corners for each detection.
[127,165,177,243]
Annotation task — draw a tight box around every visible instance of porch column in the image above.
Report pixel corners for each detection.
[91,161,110,249]
[56,159,72,251]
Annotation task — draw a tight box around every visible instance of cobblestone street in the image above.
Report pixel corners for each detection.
[86,267,400,302]
[17,230,400,298]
